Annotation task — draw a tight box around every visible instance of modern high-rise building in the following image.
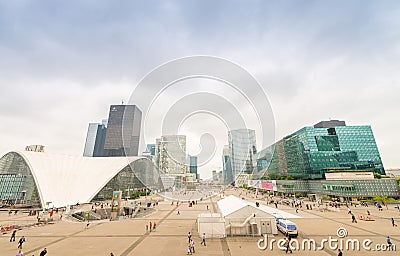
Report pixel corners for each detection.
[258,121,385,179]
[103,105,142,157]
[155,135,186,174]
[212,170,218,182]
[228,129,257,178]
[83,122,107,157]
[188,155,198,179]
[222,145,233,185]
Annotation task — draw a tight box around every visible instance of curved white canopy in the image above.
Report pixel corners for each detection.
[14,151,145,207]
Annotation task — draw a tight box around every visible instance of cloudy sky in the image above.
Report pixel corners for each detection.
[0,0,399,178]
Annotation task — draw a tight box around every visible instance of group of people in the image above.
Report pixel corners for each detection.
[15,247,47,256]
[10,229,48,256]
[145,221,157,232]
[186,232,206,255]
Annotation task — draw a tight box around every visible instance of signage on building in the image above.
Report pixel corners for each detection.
[325,172,374,180]
[248,179,277,191]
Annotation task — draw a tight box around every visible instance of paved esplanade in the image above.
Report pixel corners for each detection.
[1,189,399,255]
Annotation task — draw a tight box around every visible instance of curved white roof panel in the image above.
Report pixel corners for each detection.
[14,151,144,207]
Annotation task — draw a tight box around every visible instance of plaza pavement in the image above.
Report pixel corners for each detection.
[1,188,399,255]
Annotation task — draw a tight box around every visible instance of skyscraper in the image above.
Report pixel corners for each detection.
[155,135,186,174]
[188,155,198,179]
[83,122,107,157]
[222,145,233,185]
[228,129,257,178]
[103,105,142,157]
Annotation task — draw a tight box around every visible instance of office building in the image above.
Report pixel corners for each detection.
[103,105,142,157]
[83,122,107,157]
[188,155,198,179]
[228,129,257,177]
[258,121,385,179]
[155,135,186,174]
[222,145,233,185]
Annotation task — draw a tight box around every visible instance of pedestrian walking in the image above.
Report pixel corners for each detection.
[177,209,180,215]
[190,239,195,253]
[18,236,26,249]
[16,249,23,256]
[39,247,47,256]
[338,249,343,256]
[153,221,156,231]
[391,218,397,227]
[188,232,192,243]
[284,237,292,253]
[386,236,393,249]
[351,214,357,223]
[200,233,206,246]
[150,222,152,232]
[10,229,17,242]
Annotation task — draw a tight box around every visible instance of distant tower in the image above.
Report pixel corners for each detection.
[103,105,142,157]
[83,122,107,157]
[222,145,233,185]
[188,155,198,179]
[228,129,257,178]
[155,135,186,174]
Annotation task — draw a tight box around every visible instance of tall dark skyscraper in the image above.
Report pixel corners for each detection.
[103,105,142,157]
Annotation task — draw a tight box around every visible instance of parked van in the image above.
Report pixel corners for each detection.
[277,219,298,237]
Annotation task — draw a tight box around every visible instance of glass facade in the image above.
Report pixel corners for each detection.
[0,152,41,206]
[155,135,186,174]
[92,165,143,201]
[276,179,399,198]
[228,129,257,177]
[261,123,384,179]
[222,145,233,185]
[103,105,142,157]
[83,123,107,157]
[189,156,198,176]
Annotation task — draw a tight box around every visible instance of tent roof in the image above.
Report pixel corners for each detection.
[12,151,145,207]
[217,195,302,219]
[217,195,249,217]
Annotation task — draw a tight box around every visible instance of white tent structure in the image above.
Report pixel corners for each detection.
[197,213,226,238]
[0,151,159,207]
[217,195,279,236]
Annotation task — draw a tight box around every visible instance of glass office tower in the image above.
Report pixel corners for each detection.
[103,105,142,157]
[262,121,384,179]
[83,122,107,157]
[228,129,257,177]
[222,145,233,185]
